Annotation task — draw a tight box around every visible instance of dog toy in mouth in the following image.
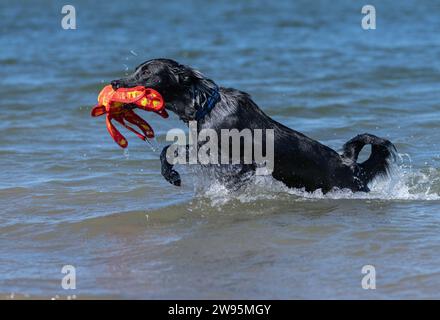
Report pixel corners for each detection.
[91,85,168,148]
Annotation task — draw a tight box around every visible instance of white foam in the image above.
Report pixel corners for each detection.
[187,153,440,206]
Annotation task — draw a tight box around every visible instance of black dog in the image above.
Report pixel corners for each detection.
[111,58,396,193]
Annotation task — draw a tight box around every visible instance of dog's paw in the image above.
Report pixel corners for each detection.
[164,169,181,186]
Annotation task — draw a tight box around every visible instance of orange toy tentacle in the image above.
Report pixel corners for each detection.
[123,110,155,138]
[106,115,128,148]
[114,115,147,141]
[155,109,169,118]
[91,105,106,117]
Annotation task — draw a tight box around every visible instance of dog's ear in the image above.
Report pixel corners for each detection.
[172,64,211,86]
[171,64,201,86]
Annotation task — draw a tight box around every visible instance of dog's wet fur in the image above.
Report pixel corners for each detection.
[111,58,396,193]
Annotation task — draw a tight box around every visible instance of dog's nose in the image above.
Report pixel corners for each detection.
[111,80,121,90]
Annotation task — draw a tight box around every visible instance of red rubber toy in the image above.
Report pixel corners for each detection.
[91,85,168,148]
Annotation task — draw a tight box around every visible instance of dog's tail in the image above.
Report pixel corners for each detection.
[342,133,397,185]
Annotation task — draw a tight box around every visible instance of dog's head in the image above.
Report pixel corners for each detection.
[111,58,218,123]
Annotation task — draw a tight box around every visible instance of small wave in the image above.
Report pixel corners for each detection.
[0,186,30,197]
[186,154,440,206]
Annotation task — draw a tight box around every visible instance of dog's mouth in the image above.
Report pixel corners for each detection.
[111,79,140,90]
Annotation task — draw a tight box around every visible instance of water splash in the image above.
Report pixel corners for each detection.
[144,137,160,153]
[123,148,130,159]
[187,154,440,206]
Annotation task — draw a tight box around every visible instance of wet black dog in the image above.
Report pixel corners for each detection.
[111,58,396,193]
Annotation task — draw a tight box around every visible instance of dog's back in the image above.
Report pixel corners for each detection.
[208,88,396,193]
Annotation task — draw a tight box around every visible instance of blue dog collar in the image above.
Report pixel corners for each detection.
[195,85,221,121]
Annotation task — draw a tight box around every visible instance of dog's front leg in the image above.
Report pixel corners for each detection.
[160,144,188,186]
